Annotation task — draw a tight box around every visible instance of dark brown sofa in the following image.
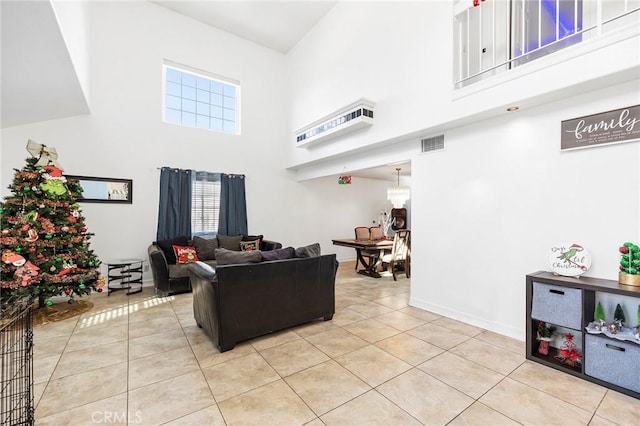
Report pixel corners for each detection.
[148,235,282,297]
[187,254,337,352]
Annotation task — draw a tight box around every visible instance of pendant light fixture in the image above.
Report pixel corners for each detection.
[387,168,410,208]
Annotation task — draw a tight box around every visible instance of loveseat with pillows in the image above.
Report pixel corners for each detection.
[148,234,282,296]
[187,243,337,352]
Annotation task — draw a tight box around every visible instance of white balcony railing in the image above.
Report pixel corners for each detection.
[453,0,640,89]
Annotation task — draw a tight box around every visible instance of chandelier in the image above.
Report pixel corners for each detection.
[387,168,410,208]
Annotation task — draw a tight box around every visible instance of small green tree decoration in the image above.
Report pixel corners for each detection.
[614,303,626,325]
[619,242,640,275]
[537,321,556,339]
[594,301,606,323]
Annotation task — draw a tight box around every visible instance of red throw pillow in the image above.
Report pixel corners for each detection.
[173,245,199,264]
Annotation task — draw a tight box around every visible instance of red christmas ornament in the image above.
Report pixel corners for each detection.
[36,253,44,259]
[620,246,630,254]
[29,247,36,253]
[64,288,71,295]
[20,224,30,232]
[97,288,103,293]
[81,227,87,233]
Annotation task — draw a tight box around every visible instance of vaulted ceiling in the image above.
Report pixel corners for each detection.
[0,1,336,129]
[151,1,337,54]
[1,0,408,179]
[0,0,89,129]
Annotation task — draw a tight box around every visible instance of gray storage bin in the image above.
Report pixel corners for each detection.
[585,334,640,393]
[531,282,582,329]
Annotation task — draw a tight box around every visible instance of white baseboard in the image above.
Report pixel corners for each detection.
[409,295,524,342]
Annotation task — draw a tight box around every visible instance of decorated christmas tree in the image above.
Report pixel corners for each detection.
[1,140,103,310]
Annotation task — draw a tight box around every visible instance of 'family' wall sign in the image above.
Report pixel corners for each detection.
[561,105,639,151]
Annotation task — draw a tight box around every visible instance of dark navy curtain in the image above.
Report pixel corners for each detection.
[156,167,193,240]
[218,174,247,236]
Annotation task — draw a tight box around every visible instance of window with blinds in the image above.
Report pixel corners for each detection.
[191,173,221,237]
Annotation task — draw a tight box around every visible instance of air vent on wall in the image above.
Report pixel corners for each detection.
[295,98,375,148]
[421,134,445,153]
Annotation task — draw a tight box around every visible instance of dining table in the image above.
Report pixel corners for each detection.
[332,238,394,278]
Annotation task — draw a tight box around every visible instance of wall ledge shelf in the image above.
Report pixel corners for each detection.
[294,98,375,148]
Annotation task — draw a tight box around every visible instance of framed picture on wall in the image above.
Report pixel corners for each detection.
[66,175,133,204]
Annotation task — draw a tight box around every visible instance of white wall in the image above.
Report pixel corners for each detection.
[286,1,450,168]
[285,1,640,341]
[286,1,639,171]
[51,0,91,106]
[0,1,388,282]
[411,81,640,340]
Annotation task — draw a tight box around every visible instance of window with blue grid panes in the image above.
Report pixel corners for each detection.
[164,63,239,134]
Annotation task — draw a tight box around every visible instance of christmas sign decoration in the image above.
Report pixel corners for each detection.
[546,243,592,277]
[1,140,102,310]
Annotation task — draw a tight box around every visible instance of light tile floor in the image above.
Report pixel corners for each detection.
[32,261,640,425]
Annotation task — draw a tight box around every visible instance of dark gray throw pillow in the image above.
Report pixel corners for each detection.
[295,243,321,258]
[261,247,296,261]
[156,236,190,264]
[217,235,243,251]
[214,248,262,265]
[192,236,218,261]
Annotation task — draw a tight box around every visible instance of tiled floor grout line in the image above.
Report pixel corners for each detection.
[291,299,446,425]
[30,263,639,425]
[328,291,532,426]
[33,316,77,412]
[253,347,322,422]
[503,367,600,418]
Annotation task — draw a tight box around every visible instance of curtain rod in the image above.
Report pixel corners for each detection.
[156,167,245,177]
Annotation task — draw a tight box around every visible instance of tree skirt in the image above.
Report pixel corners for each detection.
[33,300,94,326]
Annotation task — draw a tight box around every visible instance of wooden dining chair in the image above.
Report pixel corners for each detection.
[381,229,411,281]
[354,226,378,270]
[369,226,384,240]
[354,227,370,240]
